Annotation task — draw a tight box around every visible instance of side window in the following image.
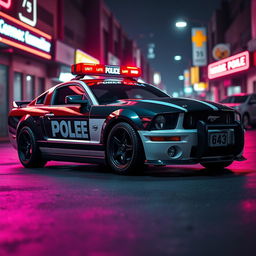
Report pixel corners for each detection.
[52,85,86,105]
[36,92,47,105]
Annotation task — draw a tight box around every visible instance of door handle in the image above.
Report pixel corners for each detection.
[45,113,55,117]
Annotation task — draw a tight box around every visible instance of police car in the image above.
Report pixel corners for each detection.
[8,63,245,175]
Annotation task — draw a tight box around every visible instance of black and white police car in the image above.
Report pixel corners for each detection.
[8,63,245,175]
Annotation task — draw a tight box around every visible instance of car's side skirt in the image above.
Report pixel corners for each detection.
[40,147,106,164]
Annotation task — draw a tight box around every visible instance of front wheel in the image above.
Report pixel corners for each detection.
[200,161,233,170]
[17,126,47,168]
[106,122,145,175]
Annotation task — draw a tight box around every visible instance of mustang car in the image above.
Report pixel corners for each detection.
[8,63,245,175]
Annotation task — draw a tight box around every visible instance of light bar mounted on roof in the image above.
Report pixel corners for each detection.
[71,63,142,78]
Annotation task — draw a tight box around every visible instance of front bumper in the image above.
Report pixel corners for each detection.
[138,121,244,165]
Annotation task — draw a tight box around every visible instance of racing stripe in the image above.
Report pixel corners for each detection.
[179,97,219,111]
[139,100,187,112]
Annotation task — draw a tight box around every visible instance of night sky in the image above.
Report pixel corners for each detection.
[105,0,223,94]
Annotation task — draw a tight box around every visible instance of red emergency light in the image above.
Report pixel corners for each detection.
[71,63,142,78]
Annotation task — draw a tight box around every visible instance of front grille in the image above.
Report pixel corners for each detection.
[190,121,244,158]
[183,111,235,129]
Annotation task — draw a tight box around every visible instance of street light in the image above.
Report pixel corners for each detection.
[174,55,182,61]
[178,75,184,81]
[175,20,187,28]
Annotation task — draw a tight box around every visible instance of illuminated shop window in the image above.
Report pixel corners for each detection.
[0,64,8,137]
[14,72,23,101]
[26,75,35,100]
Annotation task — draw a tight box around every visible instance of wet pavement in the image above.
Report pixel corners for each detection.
[0,130,256,256]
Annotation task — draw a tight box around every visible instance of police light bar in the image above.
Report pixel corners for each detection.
[71,63,142,78]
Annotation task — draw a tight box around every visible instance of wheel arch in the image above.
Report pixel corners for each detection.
[101,109,144,145]
[16,115,41,140]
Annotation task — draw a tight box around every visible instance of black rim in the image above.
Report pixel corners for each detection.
[18,130,33,163]
[109,127,134,169]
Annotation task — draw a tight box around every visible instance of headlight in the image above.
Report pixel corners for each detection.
[154,115,166,129]
[150,114,179,130]
[235,112,241,122]
[233,105,240,110]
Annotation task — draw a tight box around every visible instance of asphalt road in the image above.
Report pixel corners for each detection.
[0,130,256,256]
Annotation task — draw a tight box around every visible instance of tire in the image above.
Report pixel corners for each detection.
[106,122,145,175]
[242,114,250,129]
[200,161,233,170]
[17,126,47,168]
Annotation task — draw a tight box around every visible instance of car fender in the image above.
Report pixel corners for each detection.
[16,115,42,140]
[101,109,143,144]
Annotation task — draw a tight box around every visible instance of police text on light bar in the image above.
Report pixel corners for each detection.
[71,63,142,78]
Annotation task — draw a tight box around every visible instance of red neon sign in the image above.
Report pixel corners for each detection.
[0,0,11,9]
[208,51,250,80]
[0,11,52,59]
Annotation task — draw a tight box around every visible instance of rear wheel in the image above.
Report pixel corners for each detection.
[106,122,145,175]
[17,126,47,168]
[200,161,233,170]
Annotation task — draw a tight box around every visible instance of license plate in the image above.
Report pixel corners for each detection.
[209,132,228,147]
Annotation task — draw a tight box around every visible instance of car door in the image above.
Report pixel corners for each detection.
[43,82,91,144]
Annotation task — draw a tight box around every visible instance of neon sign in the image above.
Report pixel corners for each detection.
[0,0,11,9]
[0,11,52,59]
[208,51,250,79]
[19,0,37,27]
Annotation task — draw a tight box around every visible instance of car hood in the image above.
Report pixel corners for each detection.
[221,103,241,108]
[118,97,232,113]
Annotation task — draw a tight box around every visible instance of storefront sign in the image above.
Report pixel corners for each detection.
[75,49,99,64]
[194,82,208,92]
[191,27,207,66]
[0,0,11,9]
[0,11,52,59]
[184,69,190,87]
[212,44,230,60]
[208,51,250,80]
[18,0,37,27]
[190,66,199,84]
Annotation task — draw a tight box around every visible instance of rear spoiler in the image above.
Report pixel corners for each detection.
[13,101,31,108]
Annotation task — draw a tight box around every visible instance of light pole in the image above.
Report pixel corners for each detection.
[174,55,182,61]
[175,20,187,29]
[174,18,208,98]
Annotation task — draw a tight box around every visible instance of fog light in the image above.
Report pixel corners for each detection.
[168,146,177,158]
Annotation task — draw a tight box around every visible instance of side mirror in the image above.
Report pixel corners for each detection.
[65,95,89,112]
[65,95,88,105]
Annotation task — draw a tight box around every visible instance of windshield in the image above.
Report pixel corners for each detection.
[221,95,248,104]
[88,82,169,105]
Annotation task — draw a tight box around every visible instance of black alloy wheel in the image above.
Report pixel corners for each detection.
[106,122,144,175]
[18,126,47,168]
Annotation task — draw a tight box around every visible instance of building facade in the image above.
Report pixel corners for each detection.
[207,0,256,102]
[0,0,154,138]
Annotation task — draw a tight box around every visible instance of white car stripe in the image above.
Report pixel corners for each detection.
[179,97,219,111]
[139,100,188,112]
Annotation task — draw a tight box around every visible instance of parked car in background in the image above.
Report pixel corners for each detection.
[220,93,256,129]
